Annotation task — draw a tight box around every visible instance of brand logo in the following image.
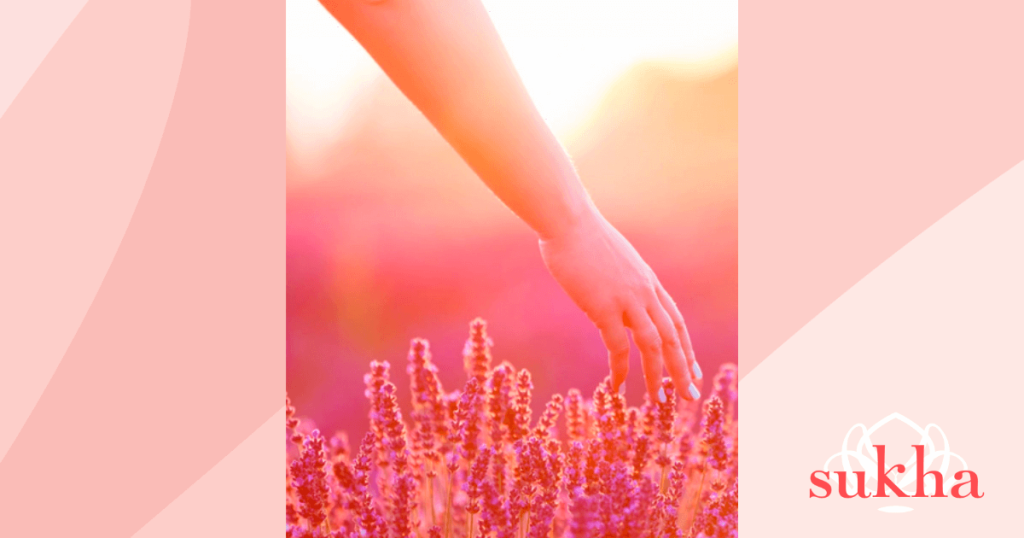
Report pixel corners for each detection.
[809,413,983,507]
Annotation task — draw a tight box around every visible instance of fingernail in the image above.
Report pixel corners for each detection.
[618,382,627,396]
[657,387,666,403]
[692,361,702,380]
[688,383,700,400]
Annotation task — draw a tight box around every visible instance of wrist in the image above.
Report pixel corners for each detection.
[538,197,603,243]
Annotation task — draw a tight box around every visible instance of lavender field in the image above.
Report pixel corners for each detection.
[287,319,738,538]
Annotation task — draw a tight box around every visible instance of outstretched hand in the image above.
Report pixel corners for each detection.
[539,209,702,402]
[320,0,699,400]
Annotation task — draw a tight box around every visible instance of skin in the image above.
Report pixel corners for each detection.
[319,0,702,401]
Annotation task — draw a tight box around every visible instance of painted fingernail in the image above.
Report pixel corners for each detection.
[618,382,627,396]
[692,361,703,380]
[688,383,700,400]
[657,387,666,403]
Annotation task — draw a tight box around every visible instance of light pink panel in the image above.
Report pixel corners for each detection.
[0,0,88,117]
[740,0,1024,378]
[742,159,1024,534]
[132,409,284,538]
[0,0,190,464]
[0,1,283,537]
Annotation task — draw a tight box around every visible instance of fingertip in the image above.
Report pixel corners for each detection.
[644,374,662,404]
[660,340,691,404]
[599,321,631,395]
[610,364,627,395]
[670,371,692,402]
[648,385,662,404]
[608,349,629,387]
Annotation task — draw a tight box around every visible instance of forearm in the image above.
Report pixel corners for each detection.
[321,0,596,239]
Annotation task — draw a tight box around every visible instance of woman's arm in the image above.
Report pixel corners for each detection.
[320,0,702,400]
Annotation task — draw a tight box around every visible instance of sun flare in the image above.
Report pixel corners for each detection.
[286,0,737,164]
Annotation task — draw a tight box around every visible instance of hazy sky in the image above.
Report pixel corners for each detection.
[286,0,738,165]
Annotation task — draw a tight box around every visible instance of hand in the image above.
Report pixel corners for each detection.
[539,209,702,402]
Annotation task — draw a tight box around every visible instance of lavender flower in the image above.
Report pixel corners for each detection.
[407,339,447,473]
[532,393,564,439]
[347,432,377,532]
[527,439,563,537]
[508,369,533,442]
[655,378,678,446]
[463,317,494,382]
[284,318,739,538]
[702,396,729,472]
[565,388,586,441]
[631,433,651,479]
[563,441,586,499]
[486,363,513,437]
[479,480,510,538]
[391,468,417,538]
[487,363,514,493]
[464,447,493,517]
[286,395,303,444]
[713,363,737,409]
[290,429,330,528]
[660,459,688,536]
[693,481,738,538]
[364,361,391,468]
[448,377,484,470]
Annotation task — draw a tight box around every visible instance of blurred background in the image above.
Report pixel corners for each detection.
[286,0,738,440]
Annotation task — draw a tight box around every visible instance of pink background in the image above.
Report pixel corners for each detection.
[741,0,1024,534]
[3,0,1023,535]
[0,0,282,535]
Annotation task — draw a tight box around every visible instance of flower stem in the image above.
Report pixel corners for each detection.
[443,469,455,538]
[658,443,668,494]
[429,473,437,526]
[689,460,708,531]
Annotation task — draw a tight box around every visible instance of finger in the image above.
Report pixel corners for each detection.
[625,306,664,402]
[656,285,701,383]
[597,318,630,395]
[647,299,697,402]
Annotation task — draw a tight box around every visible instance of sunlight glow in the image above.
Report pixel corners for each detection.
[287,0,738,165]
